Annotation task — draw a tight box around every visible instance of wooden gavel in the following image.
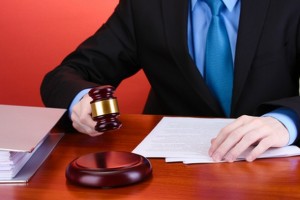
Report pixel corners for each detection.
[88,85,122,132]
[66,87,152,188]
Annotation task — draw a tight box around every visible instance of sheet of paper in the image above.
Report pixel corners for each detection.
[132,117,300,164]
[133,117,232,158]
[0,105,66,152]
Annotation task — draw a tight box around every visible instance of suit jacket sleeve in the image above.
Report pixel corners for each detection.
[40,0,139,109]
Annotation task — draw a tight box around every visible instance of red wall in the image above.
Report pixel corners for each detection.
[0,0,150,113]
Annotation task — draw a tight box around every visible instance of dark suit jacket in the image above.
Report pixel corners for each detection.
[41,0,300,141]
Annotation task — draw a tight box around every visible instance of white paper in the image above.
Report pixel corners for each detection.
[0,139,44,178]
[132,117,300,164]
[0,133,64,183]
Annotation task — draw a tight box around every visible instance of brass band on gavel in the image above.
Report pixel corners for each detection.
[90,98,119,117]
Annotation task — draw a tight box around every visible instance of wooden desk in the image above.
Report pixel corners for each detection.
[1,114,300,199]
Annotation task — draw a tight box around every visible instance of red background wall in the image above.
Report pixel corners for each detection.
[0,0,150,113]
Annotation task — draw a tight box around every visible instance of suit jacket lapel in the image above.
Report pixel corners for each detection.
[231,0,270,114]
[161,0,223,115]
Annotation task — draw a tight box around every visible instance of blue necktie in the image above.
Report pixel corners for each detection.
[204,0,233,116]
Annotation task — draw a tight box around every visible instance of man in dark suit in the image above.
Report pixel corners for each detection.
[41,0,300,162]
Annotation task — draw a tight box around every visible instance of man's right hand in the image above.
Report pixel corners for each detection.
[70,94,104,136]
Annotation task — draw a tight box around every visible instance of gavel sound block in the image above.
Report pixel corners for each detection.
[66,151,152,188]
[89,85,122,132]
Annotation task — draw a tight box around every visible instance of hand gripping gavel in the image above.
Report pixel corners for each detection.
[88,85,122,132]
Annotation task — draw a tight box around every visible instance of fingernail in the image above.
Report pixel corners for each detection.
[246,156,254,162]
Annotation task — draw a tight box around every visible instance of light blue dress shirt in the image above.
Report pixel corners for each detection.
[69,0,298,145]
[188,0,240,75]
[188,0,298,145]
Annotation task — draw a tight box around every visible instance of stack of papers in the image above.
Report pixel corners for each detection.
[0,105,66,182]
[133,117,300,164]
[0,147,39,179]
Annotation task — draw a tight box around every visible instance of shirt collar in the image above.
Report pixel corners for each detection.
[191,0,239,12]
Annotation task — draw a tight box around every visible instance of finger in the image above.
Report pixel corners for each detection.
[71,113,99,135]
[218,117,272,162]
[208,115,250,156]
[72,122,94,135]
[244,117,289,161]
[72,121,103,137]
[223,127,265,162]
[245,137,274,162]
[209,116,254,161]
[210,128,246,162]
[71,100,99,136]
[79,112,97,129]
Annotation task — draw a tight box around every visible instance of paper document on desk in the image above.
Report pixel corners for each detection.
[132,117,300,164]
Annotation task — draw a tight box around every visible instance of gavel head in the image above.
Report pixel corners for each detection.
[88,85,122,132]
